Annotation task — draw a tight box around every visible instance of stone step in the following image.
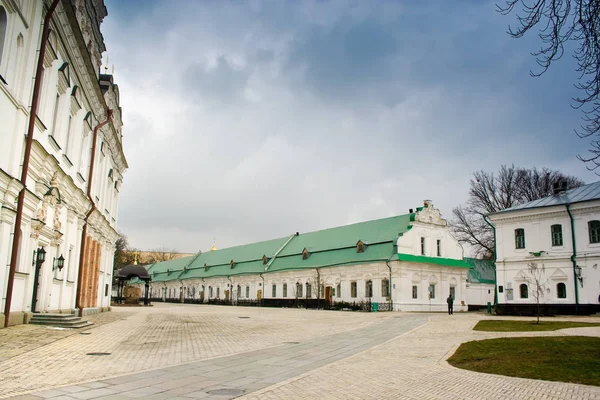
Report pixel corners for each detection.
[30,314,93,329]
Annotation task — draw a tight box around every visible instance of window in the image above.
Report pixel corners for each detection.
[209,286,213,298]
[296,282,302,298]
[589,220,600,243]
[272,284,276,298]
[412,285,418,299]
[245,285,249,298]
[283,283,287,297]
[336,283,341,297]
[515,228,525,249]
[428,284,435,299]
[519,284,528,299]
[449,286,455,299]
[216,287,220,298]
[51,94,60,137]
[351,281,357,298]
[306,282,312,298]
[557,282,566,299]
[421,237,426,255]
[381,279,389,297]
[237,285,241,299]
[0,7,7,68]
[436,240,441,257]
[365,280,373,297]
[551,224,563,246]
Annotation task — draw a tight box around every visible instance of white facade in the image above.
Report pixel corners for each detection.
[138,202,471,312]
[0,0,126,325]
[489,192,600,314]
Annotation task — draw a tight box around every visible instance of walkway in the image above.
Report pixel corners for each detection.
[1,304,599,399]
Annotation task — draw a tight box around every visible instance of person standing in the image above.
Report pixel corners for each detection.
[446,294,454,315]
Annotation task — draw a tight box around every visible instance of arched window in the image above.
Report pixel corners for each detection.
[0,6,7,68]
[306,282,312,298]
[551,224,563,246]
[557,283,567,299]
[519,284,528,299]
[283,283,287,297]
[515,229,525,249]
[589,221,600,243]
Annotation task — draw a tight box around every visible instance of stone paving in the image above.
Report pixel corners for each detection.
[0,304,599,400]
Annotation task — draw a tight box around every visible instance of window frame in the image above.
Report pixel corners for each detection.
[436,239,441,257]
[519,283,528,299]
[350,281,357,298]
[557,282,567,299]
[421,237,426,255]
[551,224,563,247]
[428,284,435,299]
[381,279,389,297]
[412,285,418,299]
[515,228,526,249]
[283,283,287,298]
[589,220,600,243]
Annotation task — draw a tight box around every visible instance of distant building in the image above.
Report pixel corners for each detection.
[489,181,600,315]
[0,0,126,325]
[130,200,473,312]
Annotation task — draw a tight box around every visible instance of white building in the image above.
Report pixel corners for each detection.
[129,201,472,312]
[0,0,126,326]
[488,181,600,315]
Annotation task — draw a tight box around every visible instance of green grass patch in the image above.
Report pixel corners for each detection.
[448,336,600,386]
[473,320,600,332]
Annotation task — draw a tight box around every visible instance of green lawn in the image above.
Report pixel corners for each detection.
[473,320,600,332]
[448,336,600,386]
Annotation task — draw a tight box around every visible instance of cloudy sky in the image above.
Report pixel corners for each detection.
[102,0,598,253]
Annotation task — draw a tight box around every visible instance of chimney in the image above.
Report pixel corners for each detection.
[553,180,568,196]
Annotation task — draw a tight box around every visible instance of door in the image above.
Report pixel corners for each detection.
[225,290,230,301]
[325,286,332,305]
[257,289,262,301]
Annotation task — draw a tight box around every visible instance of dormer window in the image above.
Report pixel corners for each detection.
[230,260,235,269]
[302,248,310,260]
[356,240,365,253]
[204,263,208,271]
[262,255,268,265]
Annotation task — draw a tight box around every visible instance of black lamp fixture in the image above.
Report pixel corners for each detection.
[575,265,584,286]
[53,254,65,271]
[33,247,46,267]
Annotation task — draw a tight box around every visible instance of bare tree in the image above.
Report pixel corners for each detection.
[497,1,600,170]
[146,247,180,264]
[450,165,584,259]
[113,233,138,272]
[526,262,548,324]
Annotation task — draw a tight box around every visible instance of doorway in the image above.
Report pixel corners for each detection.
[325,286,332,305]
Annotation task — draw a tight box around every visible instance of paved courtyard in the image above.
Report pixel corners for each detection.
[0,304,598,399]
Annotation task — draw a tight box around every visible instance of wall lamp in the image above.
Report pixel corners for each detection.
[53,255,65,271]
[32,247,46,267]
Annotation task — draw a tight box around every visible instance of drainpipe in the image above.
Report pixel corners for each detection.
[385,250,395,310]
[4,0,61,328]
[75,110,113,317]
[482,215,498,312]
[566,204,580,314]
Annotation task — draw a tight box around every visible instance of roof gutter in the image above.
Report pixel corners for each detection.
[4,0,61,328]
[566,204,580,314]
[385,246,396,310]
[482,215,498,312]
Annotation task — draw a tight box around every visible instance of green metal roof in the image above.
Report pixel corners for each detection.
[397,253,471,268]
[277,214,412,256]
[465,258,496,284]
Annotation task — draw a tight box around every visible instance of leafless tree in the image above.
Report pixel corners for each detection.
[450,165,584,259]
[526,262,548,324]
[113,232,138,271]
[497,0,600,170]
[146,247,180,264]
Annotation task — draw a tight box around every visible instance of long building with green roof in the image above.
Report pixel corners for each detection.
[131,200,477,312]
